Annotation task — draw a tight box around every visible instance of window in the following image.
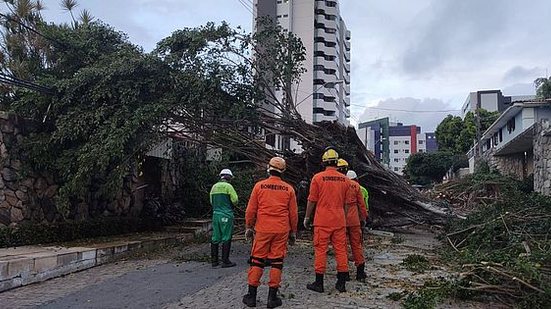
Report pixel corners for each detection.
[405,150,410,154]
[394,141,399,145]
[394,167,399,171]
[394,158,399,162]
[418,140,424,144]
[499,129,503,142]
[507,118,516,133]
[419,149,424,153]
[405,140,410,145]
[283,14,288,18]
[394,150,399,154]
[313,65,324,71]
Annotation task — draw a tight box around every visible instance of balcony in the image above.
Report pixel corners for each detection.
[314,113,337,123]
[317,19,338,32]
[314,99,338,112]
[343,96,350,107]
[315,28,337,43]
[314,57,338,71]
[344,74,350,84]
[344,83,350,95]
[316,2,338,16]
[314,42,337,57]
[344,62,350,73]
[344,40,351,51]
[316,85,339,98]
[345,30,351,40]
[344,50,351,62]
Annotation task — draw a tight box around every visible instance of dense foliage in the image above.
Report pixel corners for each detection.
[404,152,467,185]
[435,109,499,154]
[1,0,307,219]
[535,76,551,99]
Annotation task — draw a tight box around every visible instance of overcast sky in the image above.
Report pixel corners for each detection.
[33,0,551,131]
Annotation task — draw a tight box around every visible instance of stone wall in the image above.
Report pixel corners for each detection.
[0,112,144,228]
[534,122,551,196]
[478,140,530,180]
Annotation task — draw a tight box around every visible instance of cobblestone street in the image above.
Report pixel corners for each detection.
[0,230,491,309]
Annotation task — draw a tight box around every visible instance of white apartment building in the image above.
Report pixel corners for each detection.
[253,0,351,126]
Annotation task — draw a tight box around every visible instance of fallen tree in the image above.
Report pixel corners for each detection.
[156,20,452,228]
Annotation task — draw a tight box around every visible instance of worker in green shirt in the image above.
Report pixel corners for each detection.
[346,170,369,221]
[210,168,239,268]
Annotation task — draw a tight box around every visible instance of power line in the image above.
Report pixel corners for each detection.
[0,12,66,48]
[0,73,55,95]
[236,0,254,15]
[349,103,460,113]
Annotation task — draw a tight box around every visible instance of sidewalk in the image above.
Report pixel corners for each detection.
[0,232,194,293]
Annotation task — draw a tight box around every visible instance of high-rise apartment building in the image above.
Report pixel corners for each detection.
[357,118,439,175]
[253,0,351,125]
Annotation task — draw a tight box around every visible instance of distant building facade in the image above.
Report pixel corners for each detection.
[461,90,536,118]
[357,118,438,175]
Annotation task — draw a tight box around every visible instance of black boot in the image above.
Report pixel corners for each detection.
[306,273,324,293]
[211,243,219,268]
[344,272,351,281]
[242,285,257,307]
[356,264,367,282]
[221,241,236,268]
[335,272,347,292]
[267,287,282,308]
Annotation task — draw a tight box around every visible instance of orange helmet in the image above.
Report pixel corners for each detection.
[268,157,286,173]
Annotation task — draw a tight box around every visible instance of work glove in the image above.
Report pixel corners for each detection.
[245,228,254,242]
[289,232,297,246]
[303,217,311,230]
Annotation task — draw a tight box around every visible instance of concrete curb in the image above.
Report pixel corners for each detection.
[0,234,193,293]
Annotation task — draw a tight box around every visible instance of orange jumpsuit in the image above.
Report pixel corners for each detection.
[308,166,350,274]
[245,176,298,288]
[345,179,368,266]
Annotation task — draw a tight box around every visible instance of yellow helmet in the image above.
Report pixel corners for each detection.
[322,148,339,162]
[268,157,286,172]
[337,159,349,168]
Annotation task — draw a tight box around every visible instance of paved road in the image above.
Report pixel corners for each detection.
[0,232,493,309]
[0,243,249,309]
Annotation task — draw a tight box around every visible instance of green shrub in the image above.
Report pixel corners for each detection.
[0,217,162,248]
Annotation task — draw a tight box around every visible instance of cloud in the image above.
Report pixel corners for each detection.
[502,66,544,84]
[502,83,536,96]
[358,97,459,132]
[402,0,512,75]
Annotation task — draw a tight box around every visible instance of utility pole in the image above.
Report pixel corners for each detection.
[475,107,482,164]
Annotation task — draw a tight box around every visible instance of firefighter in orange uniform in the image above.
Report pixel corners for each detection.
[242,157,298,308]
[304,147,350,293]
[337,160,368,282]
